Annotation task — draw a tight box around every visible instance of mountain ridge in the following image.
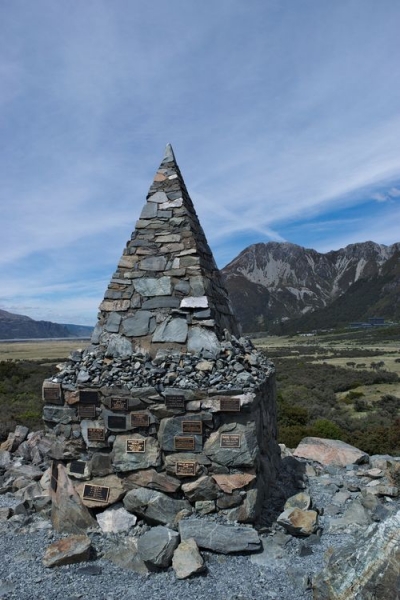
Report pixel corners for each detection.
[222,240,400,333]
[0,309,93,340]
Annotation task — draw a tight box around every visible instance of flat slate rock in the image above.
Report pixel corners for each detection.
[294,437,369,467]
[124,486,191,525]
[179,519,261,554]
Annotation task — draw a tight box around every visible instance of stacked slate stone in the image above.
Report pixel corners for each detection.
[42,145,280,527]
[91,143,239,358]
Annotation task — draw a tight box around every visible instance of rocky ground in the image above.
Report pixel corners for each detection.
[1,433,400,600]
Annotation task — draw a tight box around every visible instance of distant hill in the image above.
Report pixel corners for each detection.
[222,241,400,333]
[0,309,93,340]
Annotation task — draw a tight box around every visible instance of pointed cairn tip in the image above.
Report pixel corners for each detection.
[163,143,175,162]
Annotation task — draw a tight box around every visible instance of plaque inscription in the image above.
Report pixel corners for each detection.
[43,386,63,405]
[182,420,203,434]
[107,415,126,429]
[220,434,241,448]
[78,404,96,419]
[219,398,241,412]
[176,461,197,476]
[83,484,110,503]
[87,427,106,442]
[126,439,146,453]
[174,436,195,451]
[110,397,129,411]
[131,412,150,428]
[165,394,185,410]
[79,390,99,405]
[69,460,86,475]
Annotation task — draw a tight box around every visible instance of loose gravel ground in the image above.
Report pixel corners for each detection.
[0,488,350,600]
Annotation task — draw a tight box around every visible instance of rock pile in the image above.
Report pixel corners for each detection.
[40,144,280,534]
[3,431,400,596]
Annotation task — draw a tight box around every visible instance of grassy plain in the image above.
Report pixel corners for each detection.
[255,327,400,454]
[0,339,88,361]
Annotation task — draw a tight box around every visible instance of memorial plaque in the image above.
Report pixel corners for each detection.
[43,386,63,405]
[87,427,106,442]
[126,439,146,453]
[182,420,203,434]
[131,412,150,428]
[79,390,99,405]
[174,436,195,451]
[78,404,96,419]
[220,434,241,448]
[83,483,110,503]
[51,461,58,492]
[110,397,129,411]
[165,394,185,410]
[69,460,86,475]
[176,461,197,476]
[107,415,127,429]
[219,398,241,412]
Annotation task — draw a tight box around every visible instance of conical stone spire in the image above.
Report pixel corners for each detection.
[91,145,239,358]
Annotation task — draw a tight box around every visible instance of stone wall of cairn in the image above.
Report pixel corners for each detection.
[42,145,280,526]
[42,336,279,525]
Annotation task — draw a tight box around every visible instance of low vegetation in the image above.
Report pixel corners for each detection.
[258,330,400,455]
[0,359,58,439]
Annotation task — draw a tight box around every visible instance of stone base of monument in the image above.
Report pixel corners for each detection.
[42,335,280,528]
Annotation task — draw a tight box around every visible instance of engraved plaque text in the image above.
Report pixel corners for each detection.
[87,427,106,442]
[78,404,96,419]
[174,436,195,451]
[110,397,129,411]
[182,421,203,434]
[131,412,150,428]
[83,484,110,503]
[165,394,185,410]
[220,434,241,448]
[176,461,197,476]
[219,398,241,412]
[126,439,146,453]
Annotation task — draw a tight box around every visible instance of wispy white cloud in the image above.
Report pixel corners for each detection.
[0,0,399,323]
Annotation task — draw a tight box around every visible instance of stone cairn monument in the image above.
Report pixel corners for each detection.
[42,145,280,532]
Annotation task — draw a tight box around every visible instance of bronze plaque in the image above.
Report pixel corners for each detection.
[69,460,86,475]
[78,404,96,419]
[165,394,185,409]
[220,434,241,448]
[126,439,146,453]
[174,436,195,451]
[79,390,99,405]
[110,397,129,411]
[43,385,63,405]
[83,484,110,503]
[131,412,150,428]
[176,461,197,476]
[219,398,241,412]
[107,415,126,429]
[182,420,203,434]
[87,427,106,442]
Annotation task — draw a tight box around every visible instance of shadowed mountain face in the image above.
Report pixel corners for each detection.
[0,309,92,340]
[222,241,400,332]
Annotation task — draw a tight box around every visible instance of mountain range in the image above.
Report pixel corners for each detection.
[222,241,400,333]
[2,240,399,339]
[0,309,93,340]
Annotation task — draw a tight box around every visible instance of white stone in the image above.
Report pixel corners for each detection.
[96,506,137,533]
[180,296,209,309]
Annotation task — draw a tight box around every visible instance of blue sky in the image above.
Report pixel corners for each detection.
[1,0,399,326]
